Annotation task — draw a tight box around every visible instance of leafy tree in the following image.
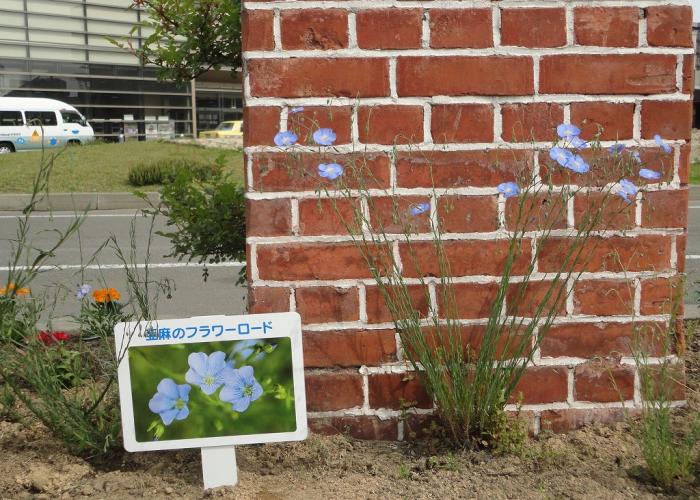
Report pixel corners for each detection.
[112,0,241,83]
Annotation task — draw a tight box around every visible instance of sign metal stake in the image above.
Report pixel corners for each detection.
[201,445,238,489]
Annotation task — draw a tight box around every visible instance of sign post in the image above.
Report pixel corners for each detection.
[115,313,307,490]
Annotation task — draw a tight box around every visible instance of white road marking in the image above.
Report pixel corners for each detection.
[0,212,141,219]
[0,262,244,272]
[686,255,700,260]
[688,205,700,209]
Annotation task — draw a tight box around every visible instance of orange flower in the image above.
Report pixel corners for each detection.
[93,287,121,303]
[0,283,30,296]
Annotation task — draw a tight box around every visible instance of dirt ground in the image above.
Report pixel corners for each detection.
[1,331,698,499]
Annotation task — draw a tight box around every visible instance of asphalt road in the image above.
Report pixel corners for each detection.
[0,210,246,327]
[1,187,700,327]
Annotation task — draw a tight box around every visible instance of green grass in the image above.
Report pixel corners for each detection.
[690,162,700,185]
[0,141,244,193]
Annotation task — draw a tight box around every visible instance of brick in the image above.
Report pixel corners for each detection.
[640,364,686,401]
[511,367,568,404]
[505,193,567,232]
[683,55,695,94]
[634,147,675,185]
[243,107,281,147]
[677,233,687,273]
[641,100,692,141]
[399,239,532,278]
[396,150,533,189]
[540,147,637,187]
[679,144,690,186]
[249,58,390,97]
[358,105,424,145]
[431,104,494,144]
[574,192,635,231]
[356,8,422,50]
[570,102,635,141]
[501,8,566,48]
[246,198,291,236]
[298,198,360,236]
[288,106,352,145]
[640,277,684,316]
[309,416,398,440]
[646,6,693,48]
[248,286,290,314]
[541,322,665,358]
[574,7,639,47]
[305,372,364,411]
[397,56,534,97]
[572,280,634,316]
[296,286,359,324]
[411,325,529,361]
[429,9,492,49]
[501,103,563,143]
[257,242,393,280]
[368,373,432,410]
[365,284,430,324]
[437,195,499,233]
[641,189,688,229]
[242,9,274,51]
[540,55,677,95]
[507,280,567,318]
[538,236,672,273]
[574,362,634,402]
[540,408,629,434]
[436,283,499,319]
[280,9,348,50]
[303,329,397,368]
[369,195,432,234]
[251,152,390,192]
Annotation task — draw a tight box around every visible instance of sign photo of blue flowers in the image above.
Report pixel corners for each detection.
[115,313,307,452]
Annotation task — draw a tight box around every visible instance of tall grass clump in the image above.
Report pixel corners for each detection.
[274,112,677,448]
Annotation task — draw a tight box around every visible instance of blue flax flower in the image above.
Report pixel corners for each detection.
[550,147,574,168]
[318,163,344,180]
[313,128,337,146]
[274,131,298,148]
[608,143,625,155]
[497,182,520,198]
[220,366,263,413]
[569,137,589,150]
[639,168,662,180]
[616,179,638,203]
[148,378,191,426]
[185,351,228,395]
[654,134,673,154]
[631,151,642,164]
[557,123,581,139]
[289,106,304,114]
[410,203,430,216]
[566,155,590,174]
[76,284,91,299]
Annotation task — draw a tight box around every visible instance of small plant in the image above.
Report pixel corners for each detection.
[128,162,164,186]
[127,158,217,187]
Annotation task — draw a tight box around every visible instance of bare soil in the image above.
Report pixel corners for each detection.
[1,330,698,499]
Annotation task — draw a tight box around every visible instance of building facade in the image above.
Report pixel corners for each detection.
[0,0,242,140]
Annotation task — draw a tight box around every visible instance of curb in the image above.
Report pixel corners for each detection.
[0,192,160,212]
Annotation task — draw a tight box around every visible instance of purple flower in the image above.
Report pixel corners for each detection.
[313,128,337,146]
[274,131,297,148]
[185,351,228,395]
[550,147,574,168]
[639,168,662,180]
[654,134,673,154]
[557,124,581,139]
[289,106,304,114]
[569,137,589,150]
[410,203,430,216]
[148,378,191,426]
[318,163,344,180]
[220,366,263,413]
[616,179,638,204]
[76,284,91,300]
[631,151,642,164]
[608,143,625,155]
[566,155,590,174]
[497,182,520,198]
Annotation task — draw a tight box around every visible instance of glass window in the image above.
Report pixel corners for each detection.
[25,111,57,126]
[216,122,234,131]
[61,110,86,126]
[0,111,23,126]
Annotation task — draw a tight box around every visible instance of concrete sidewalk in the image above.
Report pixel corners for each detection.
[0,192,160,211]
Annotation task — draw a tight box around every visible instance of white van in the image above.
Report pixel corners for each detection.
[0,97,95,153]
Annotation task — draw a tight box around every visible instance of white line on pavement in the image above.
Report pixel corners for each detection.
[687,255,700,260]
[0,262,244,272]
[0,212,141,219]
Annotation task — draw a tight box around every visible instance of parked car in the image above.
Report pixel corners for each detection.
[199,120,243,139]
[0,97,95,153]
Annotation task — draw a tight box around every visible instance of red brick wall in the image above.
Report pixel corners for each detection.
[243,1,692,439]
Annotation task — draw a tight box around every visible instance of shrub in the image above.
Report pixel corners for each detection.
[128,158,217,187]
[128,162,164,186]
